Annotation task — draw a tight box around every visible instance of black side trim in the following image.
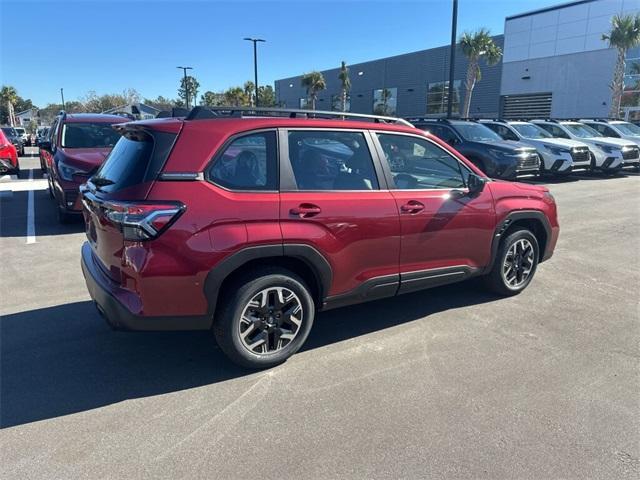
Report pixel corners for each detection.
[398,266,479,294]
[323,274,399,311]
[486,210,552,273]
[203,243,333,321]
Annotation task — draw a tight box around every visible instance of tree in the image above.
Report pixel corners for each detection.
[178,75,200,109]
[459,28,502,118]
[338,61,351,112]
[602,14,640,117]
[224,87,249,106]
[200,91,226,107]
[301,71,326,110]
[144,96,176,111]
[243,81,255,106]
[1,85,19,125]
[257,85,276,107]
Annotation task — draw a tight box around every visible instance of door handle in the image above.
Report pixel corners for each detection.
[400,200,425,214]
[290,203,322,218]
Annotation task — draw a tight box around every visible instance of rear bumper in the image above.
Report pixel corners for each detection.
[81,242,210,331]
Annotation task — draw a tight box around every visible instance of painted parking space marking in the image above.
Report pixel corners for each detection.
[27,169,36,244]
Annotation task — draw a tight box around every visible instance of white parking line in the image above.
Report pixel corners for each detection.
[26,169,36,244]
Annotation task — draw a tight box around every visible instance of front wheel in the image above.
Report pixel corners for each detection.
[483,229,539,296]
[213,267,315,369]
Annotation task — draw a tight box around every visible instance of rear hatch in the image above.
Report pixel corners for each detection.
[81,121,182,281]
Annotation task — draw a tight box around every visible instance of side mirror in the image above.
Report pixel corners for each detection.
[467,173,485,195]
[39,140,52,152]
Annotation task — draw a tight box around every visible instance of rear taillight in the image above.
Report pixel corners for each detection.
[103,201,185,241]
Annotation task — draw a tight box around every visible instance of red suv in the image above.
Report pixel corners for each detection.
[80,108,559,368]
[40,112,128,222]
[0,128,19,175]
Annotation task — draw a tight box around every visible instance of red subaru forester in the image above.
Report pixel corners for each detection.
[80,107,559,368]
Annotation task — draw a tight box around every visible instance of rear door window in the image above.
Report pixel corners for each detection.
[287,130,379,190]
[208,131,277,190]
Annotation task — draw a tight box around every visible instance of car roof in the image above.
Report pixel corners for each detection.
[62,113,130,123]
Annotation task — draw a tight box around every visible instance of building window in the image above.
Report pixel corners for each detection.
[373,88,397,115]
[622,57,640,111]
[426,80,461,115]
[299,98,309,109]
[331,94,350,112]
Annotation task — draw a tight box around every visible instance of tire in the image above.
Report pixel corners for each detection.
[213,267,315,369]
[483,228,539,296]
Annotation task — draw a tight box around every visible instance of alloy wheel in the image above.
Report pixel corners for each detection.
[502,238,535,288]
[238,287,303,355]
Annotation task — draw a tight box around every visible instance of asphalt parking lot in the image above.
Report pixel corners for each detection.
[1,152,639,479]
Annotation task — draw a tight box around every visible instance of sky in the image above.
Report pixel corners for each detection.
[1,0,565,107]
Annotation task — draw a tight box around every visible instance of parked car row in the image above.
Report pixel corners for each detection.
[408,118,640,179]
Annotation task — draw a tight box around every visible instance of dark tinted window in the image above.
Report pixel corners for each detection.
[537,124,570,139]
[423,125,459,144]
[288,130,378,191]
[209,131,277,190]
[61,122,121,148]
[92,130,175,193]
[377,133,466,189]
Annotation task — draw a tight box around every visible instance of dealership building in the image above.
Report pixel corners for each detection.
[275,0,640,119]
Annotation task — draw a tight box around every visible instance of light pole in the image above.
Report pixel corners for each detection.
[60,88,66,111]
[244,38,265,107]
[177,66,193,109]
[446,0,458,118]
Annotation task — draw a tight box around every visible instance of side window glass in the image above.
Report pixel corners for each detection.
[555,126,570,139]
[208,131,277,190]
[377,133,466,190]
[605,126,620,137]
[49,120,58,148]
[288,131,378,191]
[503,126,519,141]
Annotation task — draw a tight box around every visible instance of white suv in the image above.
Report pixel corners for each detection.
[480,120,591,175]
[531,120,639,173]
[580,119,640,170]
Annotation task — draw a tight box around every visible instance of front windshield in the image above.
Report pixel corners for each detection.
[563,123,602,138]
[15,128,25,134]
[61,122,121,148]
[512,123,552,139]
[613,122,640,136]
[455,123,503,142]
[1,127,17,137]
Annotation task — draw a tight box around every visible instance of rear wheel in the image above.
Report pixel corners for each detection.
[483,228,539,296]
[213,267,315,369]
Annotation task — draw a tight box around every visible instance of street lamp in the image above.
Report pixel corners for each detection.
[243,38,266,107]
[446,0,458,118]
[177,66,193,109]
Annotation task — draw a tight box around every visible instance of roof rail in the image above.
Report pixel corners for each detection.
[185,106,415,127]
[405,117,453,124]
[156,107,190,119]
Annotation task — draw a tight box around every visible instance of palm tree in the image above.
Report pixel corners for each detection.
[301,71,326,110]
[1,85,19,125]
[374,88,393,115]
[459,28,502,118]
[338,61,351,112]
[602,14,640,118]
[243,81,256,106]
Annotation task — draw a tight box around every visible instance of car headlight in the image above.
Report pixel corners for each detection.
[595,143,618,154]
[489,149,522,159]
[57,160,85,181]
[545,145,568,155]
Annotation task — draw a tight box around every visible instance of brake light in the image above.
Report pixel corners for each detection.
[103,201,185,241]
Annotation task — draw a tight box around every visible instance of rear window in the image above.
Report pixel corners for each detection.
[61,122,121,148]
[91,130,176,193]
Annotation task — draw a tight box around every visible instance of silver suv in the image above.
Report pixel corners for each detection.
[531,120,638,173]
[580,119,640,170]
[480,120,591,175]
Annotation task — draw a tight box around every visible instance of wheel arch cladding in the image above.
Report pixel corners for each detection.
[203,244,332,324]
[489,211,551,271]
